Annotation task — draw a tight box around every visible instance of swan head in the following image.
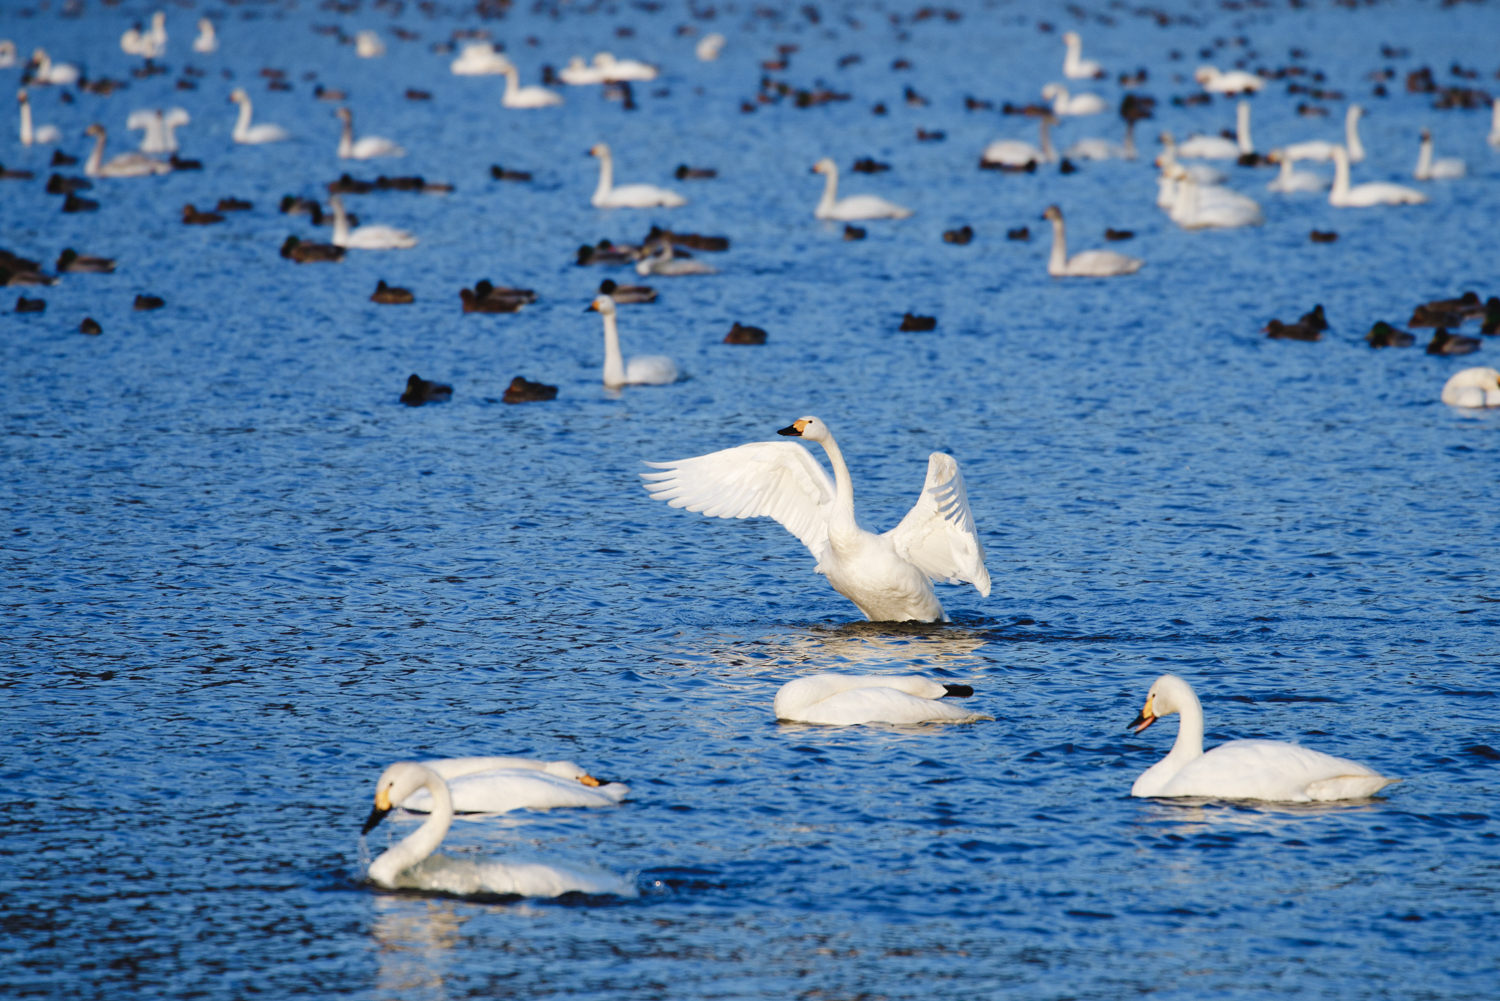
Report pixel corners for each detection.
[587,293,618,315]
[1193,65,1219,84]
[85,123,105,138]
[589,142,611,158]
[1042,83,1063,100]
[1420,128,1432,142]
[335,106,352,122]
[229,87,248,104]
[363,761,434,835]
[17,88,28,104]
[811,157,837,175]
[1128,674,1195,734]
[776,416,829,442]
[1042,204,1063,223]
[1063,31,1081,47]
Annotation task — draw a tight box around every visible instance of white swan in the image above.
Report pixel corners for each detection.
[336,107,403,159]
[559,56,609,85]
[1155,134,1226,185]
[1042,83,1105,117]
[589,294,678,387]
[1165,167,1264,228]
[1128,674,1399,802]
[330,194,417,249]
[642,416,990,622]
[774,675,991,726]
[1194,65,1266,94]
[229,88,288,144]
[1278,104,1364,163]
[500,61,563,108]
[18,89,60,145]
[1043,205,1143,277]
[192,18,217,54]
[83,124,171,177]
[393,756,630,814]
[1062,31,1102,79]
[811,157,911,220]
[355,30,385,58]
[1441,367,1500,408]
[590,142,685,208]
[1265,153,1326,193]
[121,12,167,59]
[0,40,16,69]
[591,52,658,82]
[982,113,1057,169]
[1177,99,1251,159]
[127,107,189,153]
[1414,128,1465,180]
[695,33,725,62]
[1329,144,1425,207]
[362,762,636,898]
[27,49,79,86]
[635,243,716,276]
[451,42,509,75]
[1490,97,1500,148]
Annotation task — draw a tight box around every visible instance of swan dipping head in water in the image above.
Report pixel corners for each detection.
[775,674,992,726]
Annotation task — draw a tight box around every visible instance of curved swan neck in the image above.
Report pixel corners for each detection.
[817,164,839,215]
[234,98,252,140]
[813,430,856,525]
[368,769,452,887]
[1046,214,1067,274]
[503,65,519,97]
[1345,108,1364,161]
[330,196,351,243]
[1236,100,1252,154]
[84,130,105,176]
[19,98,31,145]
[1038,116,1055,161]
[1415,135,1432,178]
[600,309,626,387]
[337,113,353,157]
[593,148,614,202]
[1331,149,1350,199]
[1164,686,1205,765]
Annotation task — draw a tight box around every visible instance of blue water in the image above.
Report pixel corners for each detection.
[4,0,1499,997]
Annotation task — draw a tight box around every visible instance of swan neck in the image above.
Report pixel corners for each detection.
[1236,100,1252,154]
[593,149,613,203]
[1345,110,1364,161]
[84,130,105,176]
[1331,151,1350,199]
[331,198,350,243]
[368,770,452,888]
[815,431,857,525]
[601,310,626,386]
[1122,120,1137,160]
[1046,215,1067,274]
[817,165,838,215]
[1039,117,1055,161]
[234,98,252,140]
[1165,689,1206,765]
[19,99,31,145]
[504,65,518,97]
[338,114,353,157]
[1416,137,1432,178]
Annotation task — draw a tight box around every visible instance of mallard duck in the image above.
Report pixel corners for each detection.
[56,248,115,273]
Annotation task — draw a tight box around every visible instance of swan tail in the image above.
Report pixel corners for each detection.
[1305,775,1399,801]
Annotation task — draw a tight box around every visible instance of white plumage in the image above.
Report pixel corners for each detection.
[1194,65,1266,94]
[336,106,404,160]
[1441,367,1500,408]
[329,194,417,250]
[590,142,685,208]
[499,61,564,108]
[229,89,288,144]
[810,158,911,221]
[774,675,991,725]
[396,756,630,814]
[1061,31,1103,79]
[1330,144,1425,207]
[1043,205,1143,276]
[1042,83,1105,116]
[589,294,678,387]
[1414,128,1465,180]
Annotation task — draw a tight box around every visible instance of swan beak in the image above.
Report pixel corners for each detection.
[1127,695,1157,734]
[363,788,393,835]
[578,774,603,787]
[585,302,598,312]
[776,419,809,437]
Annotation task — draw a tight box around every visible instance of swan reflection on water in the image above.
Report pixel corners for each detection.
[371,896,469,1001]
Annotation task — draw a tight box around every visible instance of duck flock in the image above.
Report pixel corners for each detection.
[3,2,1496,904]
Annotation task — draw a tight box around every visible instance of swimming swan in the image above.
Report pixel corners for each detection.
[774,675,991,725]
[1128,674,1399,801]
[811,157,912,220]
[1062,31,1103,79]
[229,89,288,144]
[1043,205,1143,276]
[588,294,678,387]
[1265,153,1326,193]
[642,415,990,622]
[354,30,385,58]
[27,49,80,86]
[83,124,171,177]
[121,12,167,59]
[1177,99,1251,159]
[1441,367,1500,408]
[1165,167,1264,228]
[1277,104,1364,163]
[982,113,1057,170]
[336,107,403,159]
[1490,98,1500,148]
[591,52,658,82]
[635,243,717,276]
[559,56,609,85]
[1193,65,1266,94]
[1329,144,1425,207]
[696,33,726,61]
[1414,128,1465,180]
[128,107,189,153]
[451,41,509,75]
[500,60,563,108]
[17,89,59,145]
[329,193,417,249]
[1155,133,1226,184]
[192,18,217,54]
[362,761,637,898]
[393,756,630,814]
[1042,82,1105,116]
[590,142,685,208]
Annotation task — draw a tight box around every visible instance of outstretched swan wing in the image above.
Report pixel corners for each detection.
[886,453,990,595]
[642,442,835,563]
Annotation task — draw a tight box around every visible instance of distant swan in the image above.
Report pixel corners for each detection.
[1062,31,1103,79]
[1128,674,1399,801]
[391,756,630,814]
[696,32,726,61]
[121,12,167,59]
[229,89,288,144]
[500,60,563,108]
[1330,144,1425,207]
[1194,65,1266,94]
[982,113,1056,169]
[590,142,685,208]
[27,49,80,86]
[83,123,171,177]
[1441,367,1500,408]
[1278,104,1364,163]
[451,41,509,75]
[642,415,990,622]
[775,675,991,725]
[17,89,59,145]
[1414,128,1465,180]
[591,52,658,82]
[1165,166,1264,228]
[1178,99,1251,159]
[1042,82,1105,116]
[128,107,189,153]
[1043,204,1143,276]
[192,18,217,54]
[354,30,385,58]
[811,157,911,220]
[336,107,403,160]
[1265,153,1326,193]
[588,293,678,387]
[329,193,417,249]
[362,761,636,898]
[558,56,609,85]
[635,243,716,276]
[0,41,16,69]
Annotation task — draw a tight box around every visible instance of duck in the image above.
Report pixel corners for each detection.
[0,162,35,180]
[591,52,658,82]
[1042,205,1142,277]
[182,203,224,225]
[774,675,989,725]
[56,248,115,273]
[1193,65,1266,94]
[675,164,717,180]
[354,30,385,58]
[62,191,99,212]
[723,321,767,344]
[1427,329,1481,356]
[576,240,642,266]
[400,374,451,406]
[121,12,168,59]
[1128,674,1397,801]
[1409,291,1486,328]
[1441,367,1500,407]
[80,317,102,335]
[216,197,251,212]
[1265,319,1321,342]
[1264,152,1326,193]
[643,416,990,622]
[83,124,171,177]
[133,293,165,311]
[460,279,536,313]
[588,294,677,387]
[1414,128,1466,180]
[1042,82,1105,116]
[695,32,726,62]
[810,157,911,220]
[15,295,46,313]
[644,226,729,252]
[1366,321,1415,349]
[899,313,937,331]
[26,49,79,87]
[1177,99,1252,159]
[1165,166,1264,228]
[499,60,563,108]
[981,112,1057,170]
[451,41,509,75]
[634,243,717,276]
[370,280,413,304]
[127,107,190,154]
[598,278,656,304]
[1329,144,1426,207]
[192,18,218,54]
[589,142,685,208]
[329,194,416,250]
[279,235,345,263]
[489,164,533,182]
[1277,104,1365,163]
[1062,31,1103,79]
[336,107,403,160]
[17,89,59,145]
[229,89,288,144]
[943,225,974,244]
[496,376,554,403]
[361,761,636,899]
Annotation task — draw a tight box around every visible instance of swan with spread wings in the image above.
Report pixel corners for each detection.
[642,416,990,622]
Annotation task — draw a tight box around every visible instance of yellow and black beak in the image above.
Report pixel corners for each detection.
[362,787,393,835]
[578,774,604,788]
[1127,695,1157,734]
[584,302,598,312]
[777,419,809,437]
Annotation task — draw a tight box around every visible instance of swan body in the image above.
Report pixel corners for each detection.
[982,114,1056,169]
[635,243,716,276]
[229,89,288,144]
[1156,134,1226,183]
[192,18,217,54]
[0,41,15,69]
[336,107,403,159]
[1166,168,1264,228]
[1042,83,1105,116]
[500,63,563,108]
[592,52,658,82]
[559,57,610,85]
[811,157,911,220]
[642,415,990,623]
[696,33,725,61]
[121,12,167,59]
[1178,100,1252,159]
[1279,104,1364,163]
[363,762,636,898]
[1065,137,1125,161]
[1194,65,1265,94]
[1062,31,1102,79]
[589,294,678,387]
[1265,154,1326,193]
[451,42,510,75]
[354,30,385,58]
[1441,367,1500,408]
[1414,129,1465,180]
[83,124,171,177]
[1330,145,1426,207]
[128,107,189,153]
[395,757,630,814]
[1128,674,1398,802]
[590,142,685,208]
[774,675,991,726]
[28,49,79,86]
[17,90,59,145]
[1043,205,1143,276]
[330,194,417,249]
